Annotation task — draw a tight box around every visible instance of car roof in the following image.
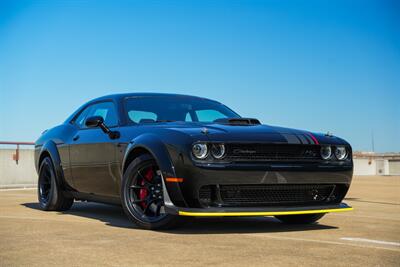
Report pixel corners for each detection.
[90,93,218,103]
[64,93,221,123]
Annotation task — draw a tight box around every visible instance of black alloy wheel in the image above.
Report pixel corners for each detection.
[129,162,166,221]
[121,154,181,229]
[38,160,52,206]
[37,157,74,211]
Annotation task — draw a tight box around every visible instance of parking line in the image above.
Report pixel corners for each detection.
[0,187,36,191]
[333,213,400,221]
[0,215,103,224]
[245,234,400,251]
[340,237,400,247]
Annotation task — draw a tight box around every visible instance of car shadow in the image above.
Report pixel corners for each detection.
[22,202,337,234]
[22,202,137,229]
[163,216,337,235]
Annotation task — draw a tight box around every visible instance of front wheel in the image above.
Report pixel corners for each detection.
[275,213,325,224]
[121,154,181,230]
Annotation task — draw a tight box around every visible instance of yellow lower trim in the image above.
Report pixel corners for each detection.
[178,207,353,217]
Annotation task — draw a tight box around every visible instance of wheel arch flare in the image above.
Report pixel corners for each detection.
[122,134,187,207]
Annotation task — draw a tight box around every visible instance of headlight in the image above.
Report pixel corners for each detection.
[211,144,226,159]
[320,146,332,160]
[192,143,208,159]
[335,146,347,160]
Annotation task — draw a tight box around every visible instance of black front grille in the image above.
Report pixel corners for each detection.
[198,186,212,204]
[225,144,321,161]
[199,184,343,207]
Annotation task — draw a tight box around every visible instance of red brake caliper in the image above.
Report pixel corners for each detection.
[139,168,153,208]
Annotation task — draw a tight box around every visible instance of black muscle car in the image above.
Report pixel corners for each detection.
[34,93,353,229]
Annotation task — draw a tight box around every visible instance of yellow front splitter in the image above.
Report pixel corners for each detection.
[178,207,353,217]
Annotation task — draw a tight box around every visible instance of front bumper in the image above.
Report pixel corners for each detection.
[166,162,353,208]
[166,202,353,217]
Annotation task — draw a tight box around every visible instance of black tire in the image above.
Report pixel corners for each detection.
[38,157,74,211]
[275,213,325,224]
[121,154,181,230]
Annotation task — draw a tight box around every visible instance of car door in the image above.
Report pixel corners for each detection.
[69,101,120,197]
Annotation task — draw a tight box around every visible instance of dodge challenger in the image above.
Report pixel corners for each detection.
[34,93,353,229]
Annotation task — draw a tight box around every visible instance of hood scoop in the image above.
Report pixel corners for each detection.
[214,118,261,126]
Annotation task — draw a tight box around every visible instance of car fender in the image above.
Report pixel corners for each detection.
[123,134,176,176]
[37,141,68,189]
[122,133,187,207]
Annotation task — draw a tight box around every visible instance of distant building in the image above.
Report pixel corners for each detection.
[353,152,400,176]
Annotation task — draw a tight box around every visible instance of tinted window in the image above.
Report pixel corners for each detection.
[74,107,90,128]
[74,102,118,128]
[195,110,226,122]
[128,110,157,123]
[185,112,193,122]
[124,96,240,123]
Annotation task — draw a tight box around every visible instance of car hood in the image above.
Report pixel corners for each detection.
[156,122,348,146]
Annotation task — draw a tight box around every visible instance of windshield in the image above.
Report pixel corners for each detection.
[124,96,240,124]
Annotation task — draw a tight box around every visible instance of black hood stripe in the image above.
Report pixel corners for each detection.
[297,134,309,145]
[281,133,301,144]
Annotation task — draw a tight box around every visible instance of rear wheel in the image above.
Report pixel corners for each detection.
[275,213,325,224]
[38,157,74,211]
[121,154,181,230]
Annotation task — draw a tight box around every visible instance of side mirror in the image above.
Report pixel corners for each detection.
[85,116,120,139]
[85,116,104,128]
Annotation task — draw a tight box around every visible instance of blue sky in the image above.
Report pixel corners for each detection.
[0,0,399,152]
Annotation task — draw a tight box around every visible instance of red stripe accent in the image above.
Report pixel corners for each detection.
[308,133,319,145]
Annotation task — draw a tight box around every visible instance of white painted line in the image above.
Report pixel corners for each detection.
[246,234,400,251]
[333,213,400,221]
[341,237,400,247]
[0,215,104,225]
[0,187,36,191]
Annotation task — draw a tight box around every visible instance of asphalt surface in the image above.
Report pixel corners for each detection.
[0,175,399,267]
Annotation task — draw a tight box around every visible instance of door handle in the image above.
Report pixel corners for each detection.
[73,135,80,141]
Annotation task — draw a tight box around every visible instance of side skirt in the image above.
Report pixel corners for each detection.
[69,191,121,206]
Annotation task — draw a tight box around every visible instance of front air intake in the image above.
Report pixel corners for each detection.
[214,118,261,126]
[198,184,348,208]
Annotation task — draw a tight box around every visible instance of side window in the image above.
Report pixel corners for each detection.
[74,107,90,128]
[128,110,157,123]
[74,102,118,128]
[195,109,227,122]
[185,112,193,122]
[86,102,118,127]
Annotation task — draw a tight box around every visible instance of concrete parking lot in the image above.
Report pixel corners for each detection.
[0,175,399,266]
